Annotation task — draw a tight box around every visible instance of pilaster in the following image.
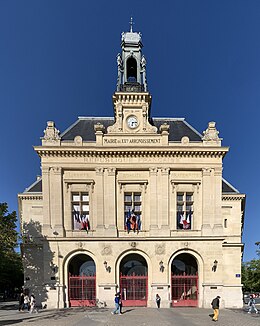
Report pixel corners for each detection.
[149,167,158,234]
[50,167,64,236]
[41,166,52,235]
[201,168,214,235]
[160,168,170,235]
[95,167,105,234]
[213,167,223,233]
[104,167,117,236]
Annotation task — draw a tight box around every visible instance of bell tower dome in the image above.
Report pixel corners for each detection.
[116,18,147,92]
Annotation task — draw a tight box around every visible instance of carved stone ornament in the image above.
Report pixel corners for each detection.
[155,243,165,255]
[74,135,83,146]
[101,245,112,256]
[130,242,137,248]
[41,121,61,145]
[94,123,105,133]
[181,136,190,145]
[202,122,221,142]
[160,123,170,134]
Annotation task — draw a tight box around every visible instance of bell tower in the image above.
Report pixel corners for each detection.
[116,18,147,92]
[106,19,159,136]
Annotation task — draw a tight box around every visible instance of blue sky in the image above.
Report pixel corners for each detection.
[0,0,259,261]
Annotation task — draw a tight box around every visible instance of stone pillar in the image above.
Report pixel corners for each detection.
[95,167,105,234]
[149,167,158,234]
[42,166,52,235]
[50,167,64,236]
[104,167,117,236]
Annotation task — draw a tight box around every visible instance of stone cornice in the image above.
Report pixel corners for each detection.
[18,193,43,200]
[35,147,228,159]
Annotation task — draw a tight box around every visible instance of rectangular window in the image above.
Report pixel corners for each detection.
[72,192,90,231]
[176,192,193,230]
[124,192,142,232]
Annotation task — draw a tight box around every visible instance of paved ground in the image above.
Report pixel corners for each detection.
[0,302,259,326]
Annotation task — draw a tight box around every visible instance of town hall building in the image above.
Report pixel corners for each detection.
[18,24,245,309]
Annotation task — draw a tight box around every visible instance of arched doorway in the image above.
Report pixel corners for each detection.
[68,254,96,307]
[171,253,198,307]
[119,253,148,306]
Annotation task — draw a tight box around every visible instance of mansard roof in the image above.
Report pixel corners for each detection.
[61,117,202,142]
[23,177,42,193]
[222,178,240,194]
[23,176,240,195]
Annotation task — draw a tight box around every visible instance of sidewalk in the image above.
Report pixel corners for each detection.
[0,301,259,326]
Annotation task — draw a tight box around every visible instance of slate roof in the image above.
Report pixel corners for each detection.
[61,117,202,142]
[24,177,240,195]
[222,178,239,194]
[24,177,42,193]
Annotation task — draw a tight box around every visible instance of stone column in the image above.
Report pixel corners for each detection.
[95,167,105,235]
[104,167,117,236]
[50,167,64,236]
[149,167,158,234]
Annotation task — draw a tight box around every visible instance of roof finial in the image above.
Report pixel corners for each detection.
[129,17,134,32]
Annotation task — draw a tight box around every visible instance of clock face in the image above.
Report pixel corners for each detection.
[127,115,138,129]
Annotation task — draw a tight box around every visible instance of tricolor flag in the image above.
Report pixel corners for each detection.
[73,209,81,223]
[81,214,90,232]
[125,209,131,233]
[183,211,191,229]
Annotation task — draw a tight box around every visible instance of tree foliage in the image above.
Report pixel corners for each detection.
[242,243,260,292]
[0,203,23,295]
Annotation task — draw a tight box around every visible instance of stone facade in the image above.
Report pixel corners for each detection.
[18,25,245,310]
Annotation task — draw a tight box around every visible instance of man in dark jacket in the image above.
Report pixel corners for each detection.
[211,296,220,322]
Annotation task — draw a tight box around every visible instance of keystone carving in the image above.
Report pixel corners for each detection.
[101,245,112,256]
[155,243,165,255]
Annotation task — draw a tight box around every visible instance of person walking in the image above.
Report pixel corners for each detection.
[156,294,161,308]
[248,295,258,314]
[211,295,220,322]
[118,292,123,314]
[111,293,121,315]
[29,294,38,313]
[23,294,30,312]
[18,292,24,312]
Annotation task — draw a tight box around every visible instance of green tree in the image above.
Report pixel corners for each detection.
[0,203,23,298]
[242,243,260,293]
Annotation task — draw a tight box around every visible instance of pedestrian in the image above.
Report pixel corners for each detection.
[248,295,258,314]
[23,294,30,312]
[18,292,24,312]
[211,295,220,322]
[111,292,121,315]
[29,294,38,313]
[156,294,161,308]
[118,292,123,314]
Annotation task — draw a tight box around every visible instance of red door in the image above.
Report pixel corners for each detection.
[69,274,96,306]
[171,273,198,307]
[120,272,148,306]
